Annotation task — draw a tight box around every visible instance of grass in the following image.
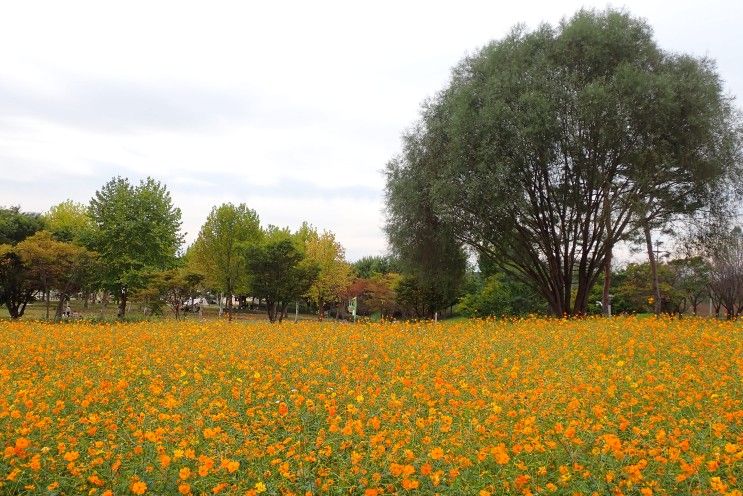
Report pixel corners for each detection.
[0,301,320,322]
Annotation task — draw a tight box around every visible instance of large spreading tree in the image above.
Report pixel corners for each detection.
[16,231,98,320]
[386,9,739,315]
[89,177,183,318]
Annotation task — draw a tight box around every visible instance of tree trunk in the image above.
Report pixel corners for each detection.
[574,280,591,316]
[18,299,27,319]
[8,298,29,319]
[227,294,233,322]
[55,295,66,321]
[45,289,51,320]
[281,303,288,322]
[318,298,325,321]
[643,222,661,316]
[118,289,127,318]
[266,301,275,323]
[563,276,572,317]
[602,246,613,316]
[600,190,613,317]
[546,293,564,317]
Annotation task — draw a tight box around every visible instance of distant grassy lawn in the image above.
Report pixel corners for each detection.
[0,301,320,322]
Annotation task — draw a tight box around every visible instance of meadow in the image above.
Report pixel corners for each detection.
[0,317,741,495]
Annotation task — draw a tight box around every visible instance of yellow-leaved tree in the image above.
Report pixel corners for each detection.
[298,223,351,320]
[188,203,261,321]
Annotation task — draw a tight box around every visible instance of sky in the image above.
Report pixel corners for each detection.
[1,1,741,261]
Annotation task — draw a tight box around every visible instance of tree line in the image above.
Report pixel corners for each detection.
[0,177,354,322]
[0,178,454,322]
[4,172,741,321]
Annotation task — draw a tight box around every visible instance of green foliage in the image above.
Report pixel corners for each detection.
[43,200,96,244]
[0,245,35,319]
[669,257,711,314]
[15,231,97,319]
[135,267,205,320]
[459,261,548,318]
[393,275,426,318]
[189,203,261,320]
[477,256,548,316]
[608,260,706,315]
[89,177,183,317]
[458,274,512,317]
[612,263,657,314]
[393,273,458,319]
[385,136,468,317]
[1,230,98,321]
[0,206,44,245]
[246,235,319,323]
[15,231,59,296]
[385,8,738,316]
[352,255,399,278]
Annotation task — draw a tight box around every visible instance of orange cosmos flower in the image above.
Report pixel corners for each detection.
[63,451,79,462]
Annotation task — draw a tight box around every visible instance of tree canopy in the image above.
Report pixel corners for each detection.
[385,8,739,315]
[0,206,44,245]
[44,200,96,244]
[298,223,351,320]
[352,255,399,279]
[189,203,261,320]
[89,177,183,317]
[0,245,35,319]
[246,229,319,323]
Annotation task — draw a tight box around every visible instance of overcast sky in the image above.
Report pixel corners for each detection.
[1,1,741,260]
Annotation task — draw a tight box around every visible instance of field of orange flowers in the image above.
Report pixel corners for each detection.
[1,317,741,495]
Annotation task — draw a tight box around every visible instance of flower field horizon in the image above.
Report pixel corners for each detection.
[1,317,741,495]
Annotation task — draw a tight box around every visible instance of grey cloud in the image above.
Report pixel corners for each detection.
[252,177,381,202]
[0,158,380,206]
[169,171,381,201]
[0,77,318,134]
